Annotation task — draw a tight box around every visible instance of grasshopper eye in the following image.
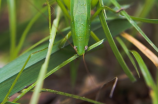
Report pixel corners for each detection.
[85,46,88,50]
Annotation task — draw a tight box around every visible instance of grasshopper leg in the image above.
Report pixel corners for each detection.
[59,31,72,48]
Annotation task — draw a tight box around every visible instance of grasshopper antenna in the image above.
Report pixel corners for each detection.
[82,54,97,87]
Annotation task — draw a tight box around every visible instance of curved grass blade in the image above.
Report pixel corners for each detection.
[121,32,158,68]
[97,0,136,82]
[116,37,140,77]
[30,5,61,104]
[40,88,104,104]
[111,0,158,52]
[131,51,158,104]
[16,8,47,56]
[131,16,158,24]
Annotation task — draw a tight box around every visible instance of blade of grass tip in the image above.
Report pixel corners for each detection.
[1,55,31,104]
[116,37,140,78]
[121,32,158,68]
[97,0,136,82]
[40,88,104,104]
[111,0,158,52]
[131,51,158,104]
[131,16,158,24]
[16,8,47,56]
[13,39,104,102]
[7,0,17,60]
[30,5,61,104]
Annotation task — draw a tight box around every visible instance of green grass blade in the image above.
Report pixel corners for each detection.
[21,36,49,55]
[116,37,140,77]
[5,102,20,104]
[131,51,158,104]
[46,0,52,33]
[1,55,31,104]
[97,0,136,82]
[30,6,61,104]
[131,16,158,24]
[56,0,71,20]
[7,0,17,60]
[16,8,47,56]
[111,0,158,52]
[40,88,104,104]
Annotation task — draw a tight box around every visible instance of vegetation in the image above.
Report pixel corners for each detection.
[0,0,157,104]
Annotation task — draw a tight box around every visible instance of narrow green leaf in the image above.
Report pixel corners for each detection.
[7,0,17,60]
[111,0,158,52]
[16,8,47,56]
[1,55,31,104]
[5,102,20,104]
[131,51,158,104]
[131,51,156,89]
[30,6,61,104]
[131,16,158,24]
[40,88,104,104]
[116,37,140,78]
[98,0,136,81]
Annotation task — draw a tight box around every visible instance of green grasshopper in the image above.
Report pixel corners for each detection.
[70,0,91,55]
[57,0,99,55]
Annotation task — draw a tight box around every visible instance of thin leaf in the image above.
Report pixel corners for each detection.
[16,8,47,56]
[116,37,140,77]
[131,16,158,24]
[97,0,136,81]
[5,102,20,104]
[1,55,31,104]
[121,32,158,68]
[7,0,17,60]
[131,51,158,104]
[40,88,104,104]
[30,6,61,104]
[111,0,158,52]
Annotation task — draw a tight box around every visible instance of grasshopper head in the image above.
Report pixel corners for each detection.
[74,46,88,56]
